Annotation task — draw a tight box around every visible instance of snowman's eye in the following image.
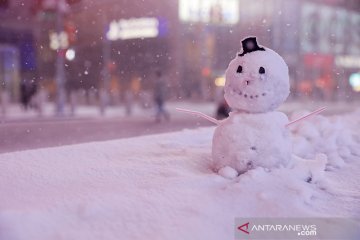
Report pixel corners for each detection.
[236,65,243,73]
[259,67,265,74]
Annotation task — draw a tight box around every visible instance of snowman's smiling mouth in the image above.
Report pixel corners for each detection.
[230,88,267,99]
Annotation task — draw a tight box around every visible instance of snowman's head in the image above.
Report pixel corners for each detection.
[224,37,290,113]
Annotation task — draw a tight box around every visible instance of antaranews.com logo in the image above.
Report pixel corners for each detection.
[235,218,360,240]
[238,222,316,237]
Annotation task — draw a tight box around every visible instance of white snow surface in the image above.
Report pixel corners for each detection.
[1,110,360,240]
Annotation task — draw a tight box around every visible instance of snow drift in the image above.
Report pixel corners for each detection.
[0,110,360,240]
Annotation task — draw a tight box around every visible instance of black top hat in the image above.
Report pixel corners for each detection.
[238,37,265,57]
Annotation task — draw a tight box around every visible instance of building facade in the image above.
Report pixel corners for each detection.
[177,0,360,101]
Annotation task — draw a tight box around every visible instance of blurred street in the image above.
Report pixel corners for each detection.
[0,115,212,153]
[0,101,214,153]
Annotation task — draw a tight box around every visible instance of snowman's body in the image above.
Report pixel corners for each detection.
[212,111,291,173]
[212,37,292,174]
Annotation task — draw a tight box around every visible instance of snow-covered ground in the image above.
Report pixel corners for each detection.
[0,110,360,239]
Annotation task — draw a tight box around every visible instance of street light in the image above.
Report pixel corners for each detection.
[65,48,75,61]
[54,1,67,116]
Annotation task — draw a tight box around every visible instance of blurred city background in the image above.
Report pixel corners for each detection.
[0,0,359,152]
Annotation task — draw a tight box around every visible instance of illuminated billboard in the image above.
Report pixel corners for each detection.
[179,0,239,25]
[107,18,161,41]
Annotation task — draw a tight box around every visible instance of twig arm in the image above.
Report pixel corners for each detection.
[176,108,219,125]
[286,107,326,127]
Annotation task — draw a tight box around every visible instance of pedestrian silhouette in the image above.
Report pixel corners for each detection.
[153,71,170,122]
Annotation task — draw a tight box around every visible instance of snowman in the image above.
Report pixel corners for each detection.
[212,37,292,175]
[176,36,325,178]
